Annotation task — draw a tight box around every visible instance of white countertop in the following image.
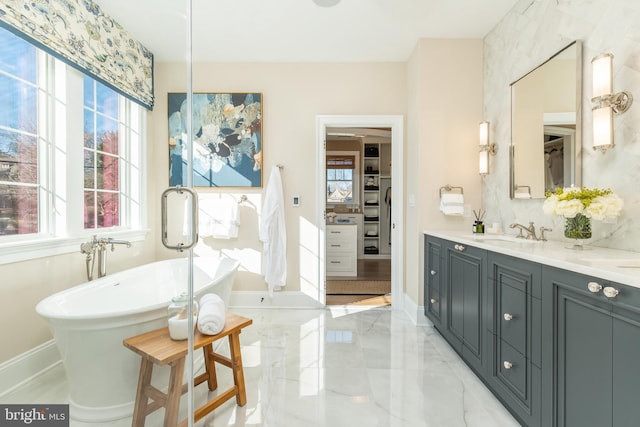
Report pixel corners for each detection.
[424,229,640,289]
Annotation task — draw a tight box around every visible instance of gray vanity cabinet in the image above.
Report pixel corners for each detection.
[423,235,486,374]
[443,240,486,374]
[487,253,542,427]
[423,233,640,426]
[424,236,444,329]
[543,266,640,427]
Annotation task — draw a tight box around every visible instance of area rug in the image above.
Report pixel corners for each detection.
[326,280,391,295]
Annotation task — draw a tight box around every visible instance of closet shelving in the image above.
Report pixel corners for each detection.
[363,143,380,255]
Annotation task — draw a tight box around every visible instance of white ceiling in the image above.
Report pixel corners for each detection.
[94,0,520,62]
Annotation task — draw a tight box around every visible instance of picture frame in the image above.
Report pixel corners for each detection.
[168,93,262,187]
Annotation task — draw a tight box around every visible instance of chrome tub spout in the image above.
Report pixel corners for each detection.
[80,236,131,280]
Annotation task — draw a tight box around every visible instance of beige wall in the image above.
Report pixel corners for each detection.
[405,39,484,306]
[149,62,407,294]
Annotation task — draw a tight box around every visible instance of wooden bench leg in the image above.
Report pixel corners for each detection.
[132,358,154,427]
[228,331,247,406]
[164,357,186,427]
[203,344,218,391]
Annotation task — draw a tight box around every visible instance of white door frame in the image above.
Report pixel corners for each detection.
[316,115,404,309]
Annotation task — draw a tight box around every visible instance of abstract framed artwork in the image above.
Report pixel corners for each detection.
[168,93,262,187]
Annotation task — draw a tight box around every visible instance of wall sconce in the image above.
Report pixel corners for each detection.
[591,53,633,152]
[479,121,497,175]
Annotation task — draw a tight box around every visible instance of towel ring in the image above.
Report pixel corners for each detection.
[439,185,464,199]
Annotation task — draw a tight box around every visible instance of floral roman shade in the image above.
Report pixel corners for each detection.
[0,0,154,110]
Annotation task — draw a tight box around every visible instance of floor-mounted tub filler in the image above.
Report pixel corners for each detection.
[35,256,239,423]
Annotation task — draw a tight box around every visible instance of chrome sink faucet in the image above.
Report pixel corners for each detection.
[509,222,552,241]
[80,235,131,281]
[510,222,538,240]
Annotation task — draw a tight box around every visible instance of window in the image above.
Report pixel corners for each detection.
[326,152,358,204]
[0,26,146,263]
[0,28,39,236]
[83,77,121,229]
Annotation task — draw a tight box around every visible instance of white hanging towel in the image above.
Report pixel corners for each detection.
[440,193,465,216]
[260,166,287,296]
[198,197,240,238]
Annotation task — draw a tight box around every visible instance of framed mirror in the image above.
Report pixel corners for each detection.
[510,41,582,199]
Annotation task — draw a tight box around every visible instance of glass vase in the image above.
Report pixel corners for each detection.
[564,213,591,249]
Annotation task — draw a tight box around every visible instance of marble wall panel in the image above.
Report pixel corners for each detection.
[483,0,640,251]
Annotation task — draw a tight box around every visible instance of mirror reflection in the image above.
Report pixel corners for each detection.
[510,41,582,199]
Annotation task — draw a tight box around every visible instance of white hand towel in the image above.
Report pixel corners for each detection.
[197,293,226,335]
[198,197,240,239]
[440,193,465,215]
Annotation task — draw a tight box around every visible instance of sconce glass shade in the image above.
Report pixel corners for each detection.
[479,121,494,174]
[479,150,489,175]
[592,53,613,100]
[479,121,489,147]
[593,105,614,152]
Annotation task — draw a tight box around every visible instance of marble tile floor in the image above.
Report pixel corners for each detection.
[3,307,520,427]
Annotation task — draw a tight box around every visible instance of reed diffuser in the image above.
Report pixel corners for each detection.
[473,209,485,234]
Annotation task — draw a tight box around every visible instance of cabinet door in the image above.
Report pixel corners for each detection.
[555,281,612,427]
[424,237,443,327]
[612,305,640,426]
[446,242,485,372]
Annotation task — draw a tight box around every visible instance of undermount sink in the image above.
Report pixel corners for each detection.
[579,258,640,268]
[470,234,542,244]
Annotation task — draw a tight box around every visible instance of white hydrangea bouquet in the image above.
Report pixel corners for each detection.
[543,187,623,241]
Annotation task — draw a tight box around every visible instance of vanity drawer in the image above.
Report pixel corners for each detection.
[493,336,527,402]
[497,282,527,355]
[326,239,356,252]
[327,226,356,243]
[427,288,442,322]
[326,254,356,273]
[489,334,541,426]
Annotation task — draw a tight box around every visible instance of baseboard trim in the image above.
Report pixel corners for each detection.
[401,294,431,326]
[0,340,61,397]
[230,290,324,309]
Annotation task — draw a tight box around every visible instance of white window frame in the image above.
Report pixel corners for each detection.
[0,54,148,265]
[326,150,359,206]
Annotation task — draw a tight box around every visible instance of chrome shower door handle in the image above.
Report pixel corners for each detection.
[161,186,199,251]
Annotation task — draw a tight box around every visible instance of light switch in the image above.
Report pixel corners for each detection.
[293,195,300,206]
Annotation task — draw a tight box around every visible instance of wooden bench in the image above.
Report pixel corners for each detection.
[123,313,253,427]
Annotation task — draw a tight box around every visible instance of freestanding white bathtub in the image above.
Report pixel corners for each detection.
[35,256,239,423]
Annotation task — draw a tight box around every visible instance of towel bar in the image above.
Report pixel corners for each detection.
[439,185,464,198]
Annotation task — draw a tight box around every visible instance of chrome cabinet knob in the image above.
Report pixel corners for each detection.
[603,287,620,298]
[503,313,513,321]
[454,244,465,252]
[587,282,603,293]
[503,361,513,369]
[430,270,437,276]
[430,298,437,304]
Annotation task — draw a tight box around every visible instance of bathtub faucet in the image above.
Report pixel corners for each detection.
[80,235,131,281]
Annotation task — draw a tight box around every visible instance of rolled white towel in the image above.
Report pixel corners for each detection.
[197,293,226,335]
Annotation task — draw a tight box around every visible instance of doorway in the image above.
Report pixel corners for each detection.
[315,115,404,309]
